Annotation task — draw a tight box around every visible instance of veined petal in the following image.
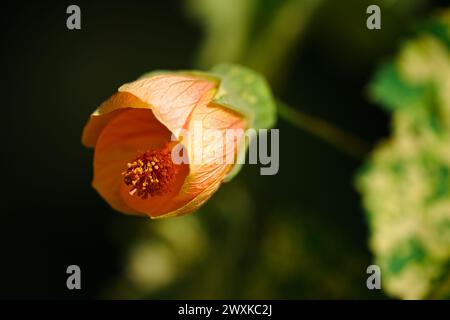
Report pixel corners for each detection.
[155,102,247,218]
[119,74,218,139]
[153,179,222,219]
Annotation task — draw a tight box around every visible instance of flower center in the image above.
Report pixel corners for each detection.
[122,145,177,199]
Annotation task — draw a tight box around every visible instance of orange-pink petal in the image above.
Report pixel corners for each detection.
[155,102,247,218]
[93,108,188,216]
[82,92,150,148]
[119,74,218,139]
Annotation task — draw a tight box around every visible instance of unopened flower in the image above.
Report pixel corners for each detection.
[82,72,248,218]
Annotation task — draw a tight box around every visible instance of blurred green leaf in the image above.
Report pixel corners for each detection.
[210,63,277,129]
[419,10,450,48]
[187,0,257,69]
[369,62,427,112]
[357,10,450,300]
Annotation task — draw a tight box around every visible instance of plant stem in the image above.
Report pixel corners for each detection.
[277,101,370,159]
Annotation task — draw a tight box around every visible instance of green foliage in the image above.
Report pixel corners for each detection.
[210,63,276,130]
[188,0,323,88]
[369,62,428,112]
[357,11,450,299]
[186,0,257,69]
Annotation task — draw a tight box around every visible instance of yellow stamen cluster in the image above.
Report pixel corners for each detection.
[122,146,177,199]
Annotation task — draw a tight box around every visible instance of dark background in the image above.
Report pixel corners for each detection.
[0,0,446,299]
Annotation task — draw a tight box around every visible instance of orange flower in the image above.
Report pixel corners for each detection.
[82,73,247,218]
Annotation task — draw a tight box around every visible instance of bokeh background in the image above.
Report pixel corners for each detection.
[1,0,448,299]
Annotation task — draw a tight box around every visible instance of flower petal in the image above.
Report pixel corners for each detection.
[155,102,247,218]
[119,75,218,139]
[82,92,150,148]
[92,108,188,216]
